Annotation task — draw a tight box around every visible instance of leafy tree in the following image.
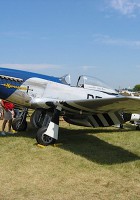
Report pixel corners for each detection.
[133,84,140,92]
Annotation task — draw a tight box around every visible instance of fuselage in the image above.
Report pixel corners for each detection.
[0,68,119,109]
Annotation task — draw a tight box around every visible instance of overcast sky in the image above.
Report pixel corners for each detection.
[0,0,140,89]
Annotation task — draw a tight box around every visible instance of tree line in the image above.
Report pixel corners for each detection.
[133,84,140,92]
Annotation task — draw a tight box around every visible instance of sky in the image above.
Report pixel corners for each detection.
[0,0,140,89]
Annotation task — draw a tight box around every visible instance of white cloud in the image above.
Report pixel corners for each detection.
[0,64,61,72]
[108,0,140,16]
[93,34,140,47]
[81,66,97,71]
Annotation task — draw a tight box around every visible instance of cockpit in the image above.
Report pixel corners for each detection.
[60,74,118,95]
[76,75,118,94]
[77,75,110,88]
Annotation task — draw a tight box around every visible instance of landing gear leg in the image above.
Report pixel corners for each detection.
[12,108,28,131]
[36,106,61,146]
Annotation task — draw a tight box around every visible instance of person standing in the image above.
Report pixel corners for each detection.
[0,99,3,120]
[1,100,14,135]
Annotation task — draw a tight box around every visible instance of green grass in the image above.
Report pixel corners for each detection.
[0,120,140,200]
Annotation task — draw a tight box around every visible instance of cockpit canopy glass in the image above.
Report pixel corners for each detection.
[59,74,71,85]
[77,75,118,94]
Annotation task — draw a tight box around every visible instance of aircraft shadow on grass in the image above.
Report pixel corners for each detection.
[2,124,140,165]
[58,127,140,165]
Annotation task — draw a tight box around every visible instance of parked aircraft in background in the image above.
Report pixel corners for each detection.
[0,67,140,145]
[122,113,140,130]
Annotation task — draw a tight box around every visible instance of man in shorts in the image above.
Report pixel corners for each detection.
[1,100,14,135]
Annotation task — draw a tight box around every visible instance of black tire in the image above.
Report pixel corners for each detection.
[12,118,27,131]
[136,126,140,130]
[120,124,123,129]
[36,126,56,146]
[30,109,46,128]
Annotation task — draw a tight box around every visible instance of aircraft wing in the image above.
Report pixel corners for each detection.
[58,96,140,114]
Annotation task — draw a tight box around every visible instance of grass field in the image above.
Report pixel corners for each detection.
[0,120,140,200]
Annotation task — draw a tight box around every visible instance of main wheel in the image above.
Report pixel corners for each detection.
[12,118,27,131]
[36,126,56,146]
[136,126,140,130]
[30,109,47,128]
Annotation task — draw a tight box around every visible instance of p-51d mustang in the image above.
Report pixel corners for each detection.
[0,67,140,145]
